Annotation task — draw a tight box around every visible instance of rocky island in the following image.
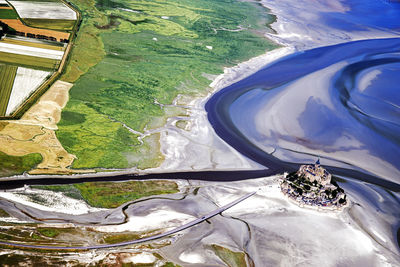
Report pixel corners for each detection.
[280,160,347,210]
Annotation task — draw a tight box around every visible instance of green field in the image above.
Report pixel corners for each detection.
[0,64,17,115]
[0,148,42,177]
[56,0,278,169]
[34,180,179,208]
[0,51,58,71]
[22,18,76,31]
[0,9,18,19]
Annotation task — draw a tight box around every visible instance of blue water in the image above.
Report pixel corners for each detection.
[206,0,400,255]
[207,37,400,182]
[323,0,400,31]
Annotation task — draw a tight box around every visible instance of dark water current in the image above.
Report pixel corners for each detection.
[206,38,400,252]
[1,0,400,256]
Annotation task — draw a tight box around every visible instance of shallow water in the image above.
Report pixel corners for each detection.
[206,0,400,257]
[227,38,400,182]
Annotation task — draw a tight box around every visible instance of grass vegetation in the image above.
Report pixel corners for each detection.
[0,149,42,177]
[162,263,182,267]
[0,51,58,71]
[0,64,17,115]
[0,9,18,19]
[22,18,76,31]
[0,208,10,217]
[37,228,60,238]
[211,244,247,267]
[57,0,278,169]
[102,232,140,244]
[34,180,178,208]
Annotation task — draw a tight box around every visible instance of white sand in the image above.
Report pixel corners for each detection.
[187,177,397,266]
[260,0,399,49]
[179,252,205,264]
[9,1,77,20]
[0,42,64,60]
[95,208,195,233]
[0,187,104,215]
[6,67,51,115]
[126,253,157,264]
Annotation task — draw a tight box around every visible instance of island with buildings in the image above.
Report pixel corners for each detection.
[280,160,348,210]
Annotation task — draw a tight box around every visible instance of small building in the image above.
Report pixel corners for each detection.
[297,159,331,185]
[279,159,347,211]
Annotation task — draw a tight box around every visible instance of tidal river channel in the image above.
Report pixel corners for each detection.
[0,0,399,263]
[204,0,400,254]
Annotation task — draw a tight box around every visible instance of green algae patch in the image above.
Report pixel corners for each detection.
[57,0,278,170]
[34,180,179,208]
[0,151,42,177]
[0,208,10,217]
[212,244,247,267]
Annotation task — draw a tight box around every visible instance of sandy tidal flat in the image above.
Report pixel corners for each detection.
[156,47,294,171]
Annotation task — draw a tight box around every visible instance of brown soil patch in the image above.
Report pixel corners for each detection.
[0,80,92,175]
[21,80,72,130]
[0,19,69,41]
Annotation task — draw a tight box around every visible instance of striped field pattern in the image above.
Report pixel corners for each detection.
[0,37,65,51]
[0,64,17,115]
[0,51,59,70]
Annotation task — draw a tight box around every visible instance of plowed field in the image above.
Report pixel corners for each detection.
[0,19,69,41]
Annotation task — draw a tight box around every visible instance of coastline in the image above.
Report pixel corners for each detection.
[154,46,294,172]
[0,45,294,180]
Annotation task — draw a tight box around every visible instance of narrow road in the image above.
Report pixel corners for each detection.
[0,191,256,250]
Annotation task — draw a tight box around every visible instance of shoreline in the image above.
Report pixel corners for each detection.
[153,46,294,172]
[0,42,294,180]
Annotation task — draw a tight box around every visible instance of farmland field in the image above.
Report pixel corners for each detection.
[57,0,278,169]
[0,2,9,7]
[0,37,65,51]
[22,18,75,31]
[0,51,58,70]
[0,41,64,59]
[0,8,18,19]
[6,67,51,115]
[0,19,70,41]
[0,64,17,115]
[8,1,77,20]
